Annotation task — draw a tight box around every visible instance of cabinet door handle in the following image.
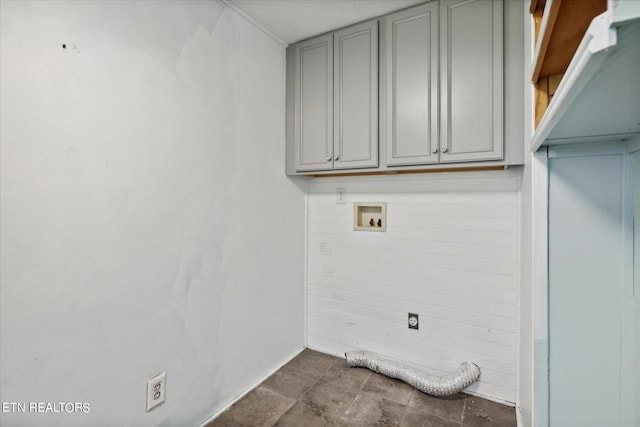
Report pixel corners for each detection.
[335,155,340,161]
[432,147,439,154]
[326,156,332,162]
[441,146,448,153]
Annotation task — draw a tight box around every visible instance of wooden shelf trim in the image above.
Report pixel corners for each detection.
[532,0,606,84]
[530,12,624,151]
[529,0,545,15]
[531,0,561,83]
[530,0,607,128]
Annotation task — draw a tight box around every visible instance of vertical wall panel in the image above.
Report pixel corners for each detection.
[306,171,520,404]
[548,145,637,427]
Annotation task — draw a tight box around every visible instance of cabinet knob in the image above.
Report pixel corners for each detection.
[335,155,340,161]
[432,147,438,154]
[441,146,448,153]
[326,156,332,162]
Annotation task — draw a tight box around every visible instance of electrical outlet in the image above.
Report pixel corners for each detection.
[319,242,330,254]
[408,313,419,330]
[146,372,166,412]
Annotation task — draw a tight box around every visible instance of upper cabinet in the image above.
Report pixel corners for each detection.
[333,21,379,170]
[293,33,333,172]
[384,0,503,167]
[440,0,503,163]
[286,0,524,176]
[291,20,378,172]
[383,2,440,166]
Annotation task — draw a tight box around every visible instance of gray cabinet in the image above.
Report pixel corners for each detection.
[384,0,503,167]
[441,0,502,163]
[384,2,439,166]
[292,20,378,172]
[293,34,333,172]
[333,21,378,170]
[286,0,522,176]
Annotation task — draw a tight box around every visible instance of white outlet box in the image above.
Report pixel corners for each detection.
[319,242,330,254]
[146,372,166,412]
[353,202,387,232]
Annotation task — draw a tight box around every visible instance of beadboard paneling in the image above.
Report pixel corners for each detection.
[306,171,520,404]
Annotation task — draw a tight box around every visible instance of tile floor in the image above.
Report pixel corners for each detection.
[206,349,517,427]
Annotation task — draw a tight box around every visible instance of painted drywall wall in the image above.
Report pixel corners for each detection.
[305,170,521,404]
[0,1,305,426]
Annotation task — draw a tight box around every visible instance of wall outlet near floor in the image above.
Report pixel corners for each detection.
[146,371,166,412]
[408,313,419,329]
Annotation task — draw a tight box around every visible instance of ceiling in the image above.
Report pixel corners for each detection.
[226,0,427,45]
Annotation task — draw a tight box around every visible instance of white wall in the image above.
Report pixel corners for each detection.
[0,1,305,426]
[518,153,534,427]
[632,142,640,427]
[547,143,637,426]
[517,3,534,425]
[305,170,521,404]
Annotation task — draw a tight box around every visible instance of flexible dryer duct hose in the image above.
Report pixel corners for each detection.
[345,350,480,397]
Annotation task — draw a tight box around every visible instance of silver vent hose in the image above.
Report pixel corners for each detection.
[345,350,480,397]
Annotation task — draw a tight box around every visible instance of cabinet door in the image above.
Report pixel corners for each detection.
[294,34,333,172]
[440,0,503,163]
[333,20,378,170]
[384,3,439,166]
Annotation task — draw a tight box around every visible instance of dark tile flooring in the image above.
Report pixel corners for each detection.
[206,349,517,427]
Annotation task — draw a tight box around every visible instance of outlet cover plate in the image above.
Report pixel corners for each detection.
[408,313,419,329]
[146,372,166,412]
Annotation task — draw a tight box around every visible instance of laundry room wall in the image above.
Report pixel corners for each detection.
[305,170,521,404]
[0,1,305,425]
